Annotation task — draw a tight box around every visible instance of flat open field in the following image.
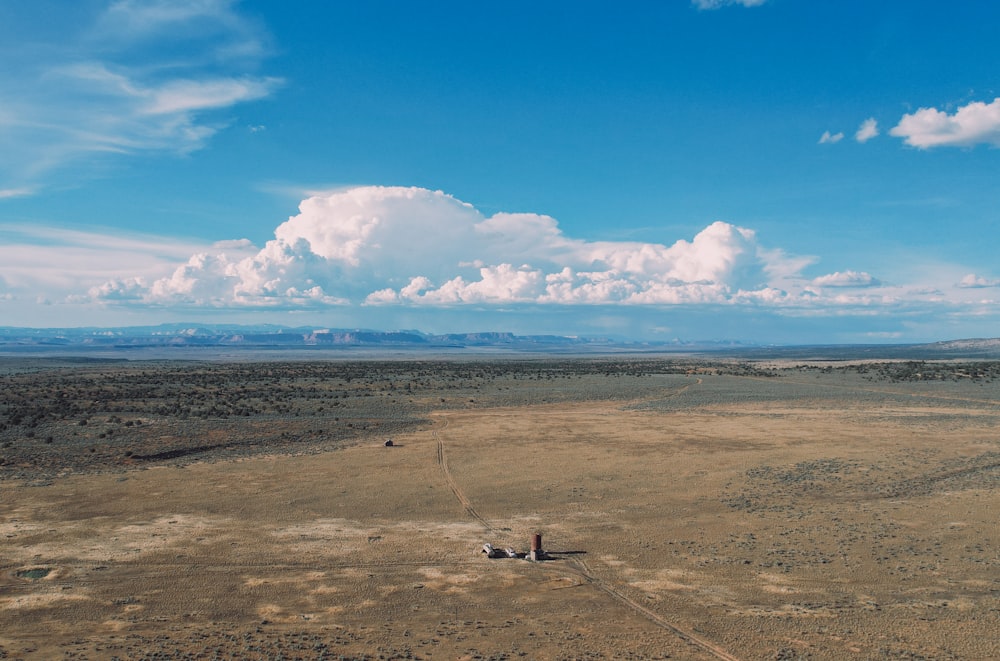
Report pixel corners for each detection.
[1,358,998,659]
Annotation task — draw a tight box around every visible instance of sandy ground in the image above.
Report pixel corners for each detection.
[2,369,998,660]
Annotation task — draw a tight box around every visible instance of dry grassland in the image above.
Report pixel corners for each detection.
[1,360,998,659]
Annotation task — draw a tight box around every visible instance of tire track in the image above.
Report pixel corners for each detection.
[433,417,496,535]
[564,557,742,661]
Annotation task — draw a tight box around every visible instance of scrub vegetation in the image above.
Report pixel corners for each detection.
[2,357,998,659]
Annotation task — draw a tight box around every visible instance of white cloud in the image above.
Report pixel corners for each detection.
[865,331,903,339]
[211,238,255,250]
[890,98,1000,148]
[811,270,881,288]
[0,0,279,187]
[93,0,270,61]
[100,0,242,33]
[692,0,767,9]
[79,186,841,311]
[384,264,548,305]
[957,273,1000,288]
[855,117,879,143]
[89,277,148,302]
[0,224,232,299]
[819,131,844,144]
[143,77,279,115]
[28,63,281,157]
[0,188,34,199]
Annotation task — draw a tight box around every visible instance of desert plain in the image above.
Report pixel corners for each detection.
[1,356,998,660]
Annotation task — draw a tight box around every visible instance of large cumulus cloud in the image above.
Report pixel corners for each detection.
[93,186,812,309]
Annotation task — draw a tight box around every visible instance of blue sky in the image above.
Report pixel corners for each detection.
[1,0,999,343]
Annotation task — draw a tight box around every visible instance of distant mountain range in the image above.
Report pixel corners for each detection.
[0,324,998,358]
[0,324,713,353]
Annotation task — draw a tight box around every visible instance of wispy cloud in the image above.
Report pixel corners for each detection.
[98,0,249,36]
[692,0,767,9]
[0,223,248,298]
[90,0,271,63]
[890,98,1000,148]
[0,0,280,190]
[855,117,879,143]
[818,130,844,144]
[0,188,34,199]
[143,77,279,115]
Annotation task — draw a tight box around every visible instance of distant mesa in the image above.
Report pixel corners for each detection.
[0,324,998,358]
[0,325,633,352]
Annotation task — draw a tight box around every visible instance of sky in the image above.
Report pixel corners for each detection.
[1,0,999,344]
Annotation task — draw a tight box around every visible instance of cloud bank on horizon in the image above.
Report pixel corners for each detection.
[91,186,796,309]
[63,185,991,322]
